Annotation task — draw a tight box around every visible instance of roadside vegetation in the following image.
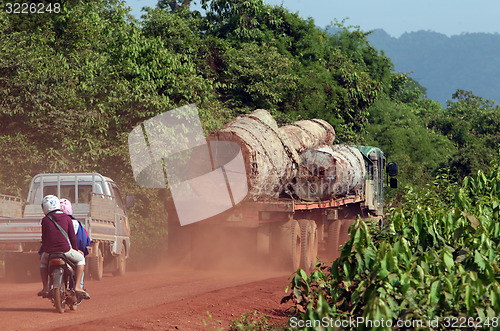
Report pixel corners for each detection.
[1,1,499,327]
[284,159,500,329]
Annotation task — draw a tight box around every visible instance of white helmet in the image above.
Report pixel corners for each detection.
[42,195,60,215]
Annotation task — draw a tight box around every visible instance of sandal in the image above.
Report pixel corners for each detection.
[76,290,91,300]
[37,289,49,298]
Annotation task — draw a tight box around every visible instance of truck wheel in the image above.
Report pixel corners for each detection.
[113,244,126,277]
[339,219,355,251]
[290,220,301,271]
[327,220,341,261]
[298,220,315,271]
[89,246,104,280]
[310,221,318,267]
[270,220,301,271]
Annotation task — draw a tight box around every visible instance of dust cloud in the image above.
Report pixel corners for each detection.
[145,212,297,281]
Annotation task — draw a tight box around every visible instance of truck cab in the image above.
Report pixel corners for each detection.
[355,146,386,217]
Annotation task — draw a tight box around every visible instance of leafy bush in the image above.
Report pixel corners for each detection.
[429,90,500,179]
[364,97,455,186]
[283,160,500,330]
[228,311,278,331]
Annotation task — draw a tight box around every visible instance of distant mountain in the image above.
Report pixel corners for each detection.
[330,28,500,105]
[367,29,500,104]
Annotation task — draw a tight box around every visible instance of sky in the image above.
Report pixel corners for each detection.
[125,0,500,37]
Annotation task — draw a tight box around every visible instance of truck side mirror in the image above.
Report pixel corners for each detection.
[387,162,398,177]
[389,177,398,189]
[126,195,135,210]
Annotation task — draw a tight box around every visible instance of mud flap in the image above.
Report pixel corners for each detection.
[51,268,64,288]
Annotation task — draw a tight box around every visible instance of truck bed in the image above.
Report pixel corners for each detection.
[0,218,41,241]
[166,193,364,228]
[0,195,23,219]
[0,218,41,252]
[240,194,364,212]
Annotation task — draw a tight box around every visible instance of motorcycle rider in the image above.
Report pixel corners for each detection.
[38,195,90,299]
[59,198,91,289]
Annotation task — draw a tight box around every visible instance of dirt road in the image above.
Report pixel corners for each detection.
[0,263,294,330]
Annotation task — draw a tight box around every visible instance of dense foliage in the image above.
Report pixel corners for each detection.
[1,0,499,268]
[284,159,500,329]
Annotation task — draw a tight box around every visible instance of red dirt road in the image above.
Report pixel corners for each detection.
[0,264,294,330]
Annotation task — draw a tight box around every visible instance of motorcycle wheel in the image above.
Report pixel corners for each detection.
[52,286,65,313]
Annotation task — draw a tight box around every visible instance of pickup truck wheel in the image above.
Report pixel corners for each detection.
[327,220,341,261]
[89,247,104,280]
[4,253,39,282]
[4,256,20,281]
[113,244,126,277]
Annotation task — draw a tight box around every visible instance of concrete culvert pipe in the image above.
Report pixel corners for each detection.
[279,119,336,153]
[208,109,300,200]
[291,145,365,201]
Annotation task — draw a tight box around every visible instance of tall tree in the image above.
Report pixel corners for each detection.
[157,0,191,12]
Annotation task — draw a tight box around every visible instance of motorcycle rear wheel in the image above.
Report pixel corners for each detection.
[52,286,65,313]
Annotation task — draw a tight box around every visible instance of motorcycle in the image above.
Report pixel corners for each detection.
[45,252,83,313]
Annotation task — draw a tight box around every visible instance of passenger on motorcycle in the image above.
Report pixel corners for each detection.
[38,195,90,299]
[60,198,91,289]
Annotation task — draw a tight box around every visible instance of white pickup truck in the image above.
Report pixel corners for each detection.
[0,173,133,281]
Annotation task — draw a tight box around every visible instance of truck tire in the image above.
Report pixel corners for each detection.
[113,244,126,277]
[290,220,301,271]
[327,220,341,261]
[89,246,104,280]
[310,221,318,267]
[339,219,355,251]
[269,220,301,271]
[298,220,317,271]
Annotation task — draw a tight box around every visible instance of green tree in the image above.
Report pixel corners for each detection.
[430,89,500,178]
[158,0,192,12]
[364,97,454,186]
[0,0,218,260]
